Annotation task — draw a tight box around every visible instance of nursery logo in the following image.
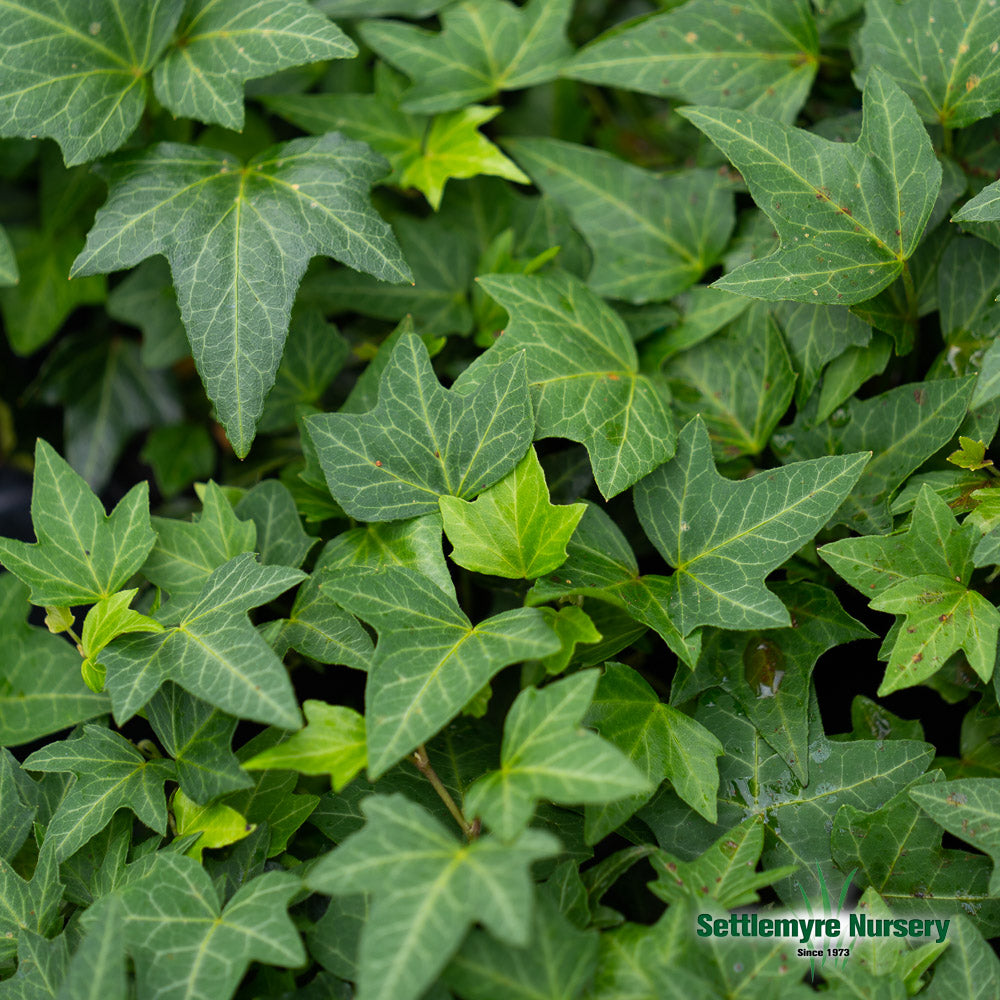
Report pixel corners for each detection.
[695,867,951,978]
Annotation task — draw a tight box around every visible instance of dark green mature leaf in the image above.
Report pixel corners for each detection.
[0,439,154,607]
[23,726,174,861]
[0,929,69,1000]
[0,576,108,748]
[634,416,868,634]
[56,895,126,1000]
[106,258,187,368]
[466,272,676,498]
[922,914,1000,999]
[679,70,941,303]
[954,179,1000,223]
[359,0,573,113]
[583,663,723,841]
[322,565,560,776]
[85,853,305,1000]
[505,139,733,303]
[140,424,216,499]
[235,480,316,568]
[0,845,61,966]
[71,136,411,456]
[152,0,355,130]
[440,446,586,579]
[0,749,35,862]
[856,0,1000,129]
[832,772,1000,934]
[305,333,533,521]
[778,377,975,533]
[307,793,559,1000]
[566,0,820,123]
[0,0,183,165]
[465,671,650,840]
[101,553,305,728]
[0,225,17,287]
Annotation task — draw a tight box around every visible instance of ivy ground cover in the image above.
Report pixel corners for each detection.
[5,0,1000,997]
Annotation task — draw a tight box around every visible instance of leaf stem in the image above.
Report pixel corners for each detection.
[410,745,476,839]
[942,125,953,157]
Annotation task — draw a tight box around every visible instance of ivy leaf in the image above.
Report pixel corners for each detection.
[505,139,734,304]
[921,914,1000,1000]
[634,416,869,635]
[910,778,1000,894]
[565,0,820,124]
[856,0,1000,129]
[359,0,573,114]
[56,895,126,1000]
[0,576,109,748]
[23,726,175,861]
[466,272,676,499]
[306,793,559,1000]
[583,663,723,842]
[0,0,184,165]
[79,588,163,670]
[0,845,62,966]
[71,136,411,457]
[85,853,305,1000]
[440,446,585,579]
[954,181,1000,223]
[948,436,994,472]
[100,553,305,729]
[0,930,69,1000]
[0,439,155,608]
[305,333,533,522]
[527,505,703,667]
[679,69,941,303]
[464,671,650,840]
[170,788,254,862]
[234,480,317,569]
[0,224,17,287]
[0,749,35,862]
[152,0,356,131]
[243,700,367,791]
[322,566,560,776]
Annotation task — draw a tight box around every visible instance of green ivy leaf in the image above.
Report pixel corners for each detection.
[322,566,560,776]
[0,223,17,287]
[0,440,155,607]
[465,671,650,840]
[679,69,941,303]
[152,0,355,131]
[505,139,734,304]
[856,0,1000,129]
[467,272,676,498]
[23,726,175,861]
[305,333,533,522]
[634,416,868,634]
[359,0,573,113]
[84,853,304,1000]
[80,589,163,666]
[948,436,994,472]
[565,0,820,123]
[0,0,184,165]
[100,553,305,728]
[56,895,126,1000]
[0,845,61,966]
[170,788,254,862]
[1,929,70,1000]
[921,914,1000,999]
[440,446,585,579]
[234,480,317,569]
[306,793,559,1000]
[583,663,723,841]
[243,700,367,791]
[71,136,411,457]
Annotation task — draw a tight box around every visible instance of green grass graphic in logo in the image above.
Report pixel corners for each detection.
[796,866,858,980]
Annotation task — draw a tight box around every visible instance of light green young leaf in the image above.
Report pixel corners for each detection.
[142,480,256,614]
[649,819,797,910]
[565,0,820,123]
[856,0,1000,129]
[534,606,602,676]
[0,0,184,165]
[665,302,796,459]
[359,0,573,113]
[910,778,1000,894]
[322,566,560,776]
[305,333,533,522]
[679,70,941,303]
[23,726,175,861]
[466,272,676,498]
[0,845,62,966]
[440,446,585,579]
[170,788,254,862]
[101,553,305,728]
[306,793,559,1000]
[84,853,305,1000]
[243,700,366,791]
[152,0,356,130]
[871,575,1000,693]
[505,139,734,304]
[234,480,316,569]
[527,504,702,667]
[465,671,650,840]
[72,136,411,457]
[56,895,126,1000]
[0,576,109,748]
[634,416,869,635]
[583,663,723,841]
[0,440,154,607]
[80,589,163,664]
